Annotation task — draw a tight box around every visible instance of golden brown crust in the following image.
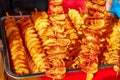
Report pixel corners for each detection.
[4,17,30,75]
[17,17,49,72]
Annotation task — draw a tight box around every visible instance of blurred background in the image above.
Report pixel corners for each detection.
[0,0,48,16]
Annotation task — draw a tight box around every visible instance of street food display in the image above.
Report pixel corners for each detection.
[3,0,120,80]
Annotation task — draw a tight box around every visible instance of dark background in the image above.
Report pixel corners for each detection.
[0,0,11,17]
[0,0,48,17]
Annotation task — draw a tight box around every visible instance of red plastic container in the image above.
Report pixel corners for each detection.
[40,67,120,80]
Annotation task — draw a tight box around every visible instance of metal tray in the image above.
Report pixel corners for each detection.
[0,16,114,79]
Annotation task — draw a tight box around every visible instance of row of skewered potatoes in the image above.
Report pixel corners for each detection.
[4,0,120,80]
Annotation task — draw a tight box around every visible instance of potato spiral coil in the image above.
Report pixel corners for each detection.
[104,20,120,75]
[17,17,48,72]
[4,17,29,75]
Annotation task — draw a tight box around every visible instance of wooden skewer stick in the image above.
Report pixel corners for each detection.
[19,11,23,18]
[35,8,38,12]
[79,7,84,15]
[68,8,71,11]
[6,12,10,18]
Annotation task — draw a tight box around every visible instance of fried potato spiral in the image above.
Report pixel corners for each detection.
[68,9,84,35]
[4,16,29,75]
[31,11,50,41]
[49,0,64,14]
[69,0,107,79]
[104,20,120,75]
[72,29,104,80]
[17,17,48,72]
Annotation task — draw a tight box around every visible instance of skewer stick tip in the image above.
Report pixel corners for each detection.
[19,11,23,18]
[6,12,9,17]
[35,8,38,12]
[68,8,70,11]
[79,7,81,12]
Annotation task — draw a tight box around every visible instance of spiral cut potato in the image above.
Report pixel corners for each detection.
[87,0,120,73]
[73,29,105,80]
[17,17,48,72]
[31,11,50,42]
[47,12,68,80]
[104,20,120,75]
[63,17,81,68]
[86,0,106,13]
[31,10,67,79]
[4,15,29,75]
[31,3,72,78]
[69,0,106,80]
[68,9,84,35]
[49,0,64,14]
[48,14,80,79]
[46,3,75,78]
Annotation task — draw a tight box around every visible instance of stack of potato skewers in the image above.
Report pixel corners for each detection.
[3,0,120,80]
[4,13,30,75]
[72,0,119,80]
